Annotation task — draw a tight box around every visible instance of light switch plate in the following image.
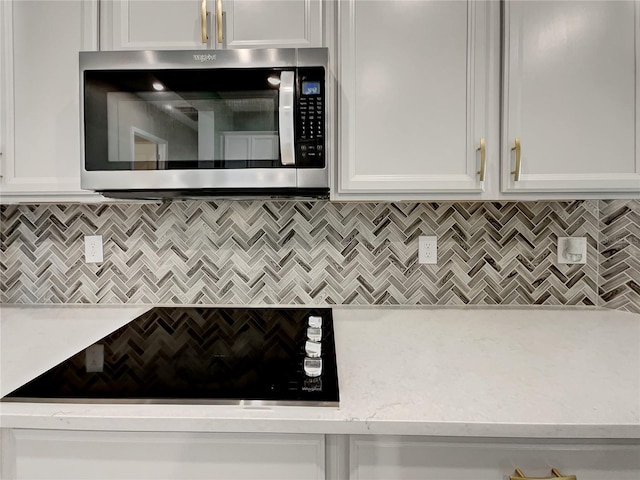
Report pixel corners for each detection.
[558,237,587,264]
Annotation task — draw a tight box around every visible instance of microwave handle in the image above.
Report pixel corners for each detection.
[278,71,296,166]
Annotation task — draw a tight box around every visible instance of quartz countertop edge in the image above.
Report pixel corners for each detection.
[1,305,639,439]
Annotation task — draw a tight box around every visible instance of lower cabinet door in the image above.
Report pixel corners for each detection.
[350,436,640,480]
[6,430,325,480]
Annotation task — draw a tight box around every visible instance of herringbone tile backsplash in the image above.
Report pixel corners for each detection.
[0,200,637,312]
[600,200,640,314]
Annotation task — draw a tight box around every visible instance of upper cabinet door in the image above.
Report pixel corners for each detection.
[503,0,640,194]
[336,0,498,199]
[221,0,322,48]
[100,0,322,51]
[0,0,100,203]
[101,0,214,50]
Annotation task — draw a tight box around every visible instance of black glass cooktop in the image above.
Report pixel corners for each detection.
[2,307,339,406]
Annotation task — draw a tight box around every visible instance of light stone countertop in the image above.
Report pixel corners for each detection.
[1,304,639,439]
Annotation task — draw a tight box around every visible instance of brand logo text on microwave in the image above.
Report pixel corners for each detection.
[193,54,217,62]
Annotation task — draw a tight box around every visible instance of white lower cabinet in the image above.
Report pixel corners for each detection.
[2,430,325,480]
[349,436,640,480]
[3,430,640,480]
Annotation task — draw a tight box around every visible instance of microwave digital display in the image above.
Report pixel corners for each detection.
[302,81,321,95]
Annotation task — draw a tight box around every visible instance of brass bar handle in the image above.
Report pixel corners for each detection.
[216,0,223,44]
[201,0,208,43]
[510,468,577,480]
[476,137,486,182]
[511,137,521,182]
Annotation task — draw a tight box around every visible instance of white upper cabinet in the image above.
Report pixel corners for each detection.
[502,0,640,194]
[0,0,100,203]
[221,0,322,49]
[335,0,499,200]
[101,0,213,50]
[100,0,323,51]
[335,0,639,200]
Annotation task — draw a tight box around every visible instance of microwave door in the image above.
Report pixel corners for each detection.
[278,71,295,166]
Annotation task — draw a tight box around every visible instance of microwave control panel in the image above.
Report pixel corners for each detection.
[296,68,325,168]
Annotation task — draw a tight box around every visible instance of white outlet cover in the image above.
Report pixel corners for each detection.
[557,237,587,264]
[418,235,437,265]
[84,235,104,263]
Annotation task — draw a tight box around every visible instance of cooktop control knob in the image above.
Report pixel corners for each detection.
[308,315,322,328]
[305,340,322,358]
[307,327,322,342]
[304,357,322,377]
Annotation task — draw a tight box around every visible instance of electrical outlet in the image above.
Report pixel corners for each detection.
[84,235,103,263]
[418,235,437,264]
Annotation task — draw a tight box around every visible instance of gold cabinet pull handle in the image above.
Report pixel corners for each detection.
[511,468,577,480]
[476,137,486,181]
[511,137,521,181]
[216,0,223,43]
[201,0,208,43]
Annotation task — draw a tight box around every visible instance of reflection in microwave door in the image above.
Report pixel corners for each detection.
[131,127,168,170]
[107,92,177,167]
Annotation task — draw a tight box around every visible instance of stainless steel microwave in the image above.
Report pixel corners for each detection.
[80,48,329,200]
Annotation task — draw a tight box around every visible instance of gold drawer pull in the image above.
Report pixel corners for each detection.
[511,468,576,480]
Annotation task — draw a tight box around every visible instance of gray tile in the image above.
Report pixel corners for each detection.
[0,200,615,309]
[599,199,640,313]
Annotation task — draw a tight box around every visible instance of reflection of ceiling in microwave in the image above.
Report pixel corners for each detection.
[197,90,277,113]
[219,97,276,112]
[136,91,276,113]
[132,91,277,131]
[173,106,199,121]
